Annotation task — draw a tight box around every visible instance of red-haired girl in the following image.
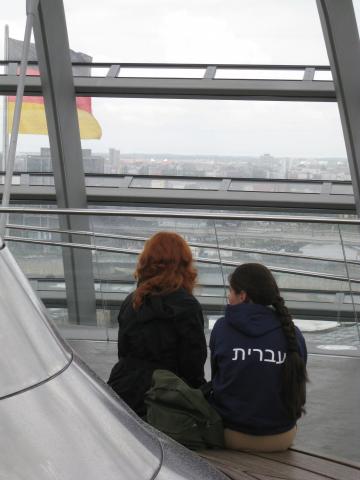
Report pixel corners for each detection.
[108,231,207,417]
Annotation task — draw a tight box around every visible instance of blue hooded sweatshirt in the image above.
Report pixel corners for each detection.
[209,303,307,436]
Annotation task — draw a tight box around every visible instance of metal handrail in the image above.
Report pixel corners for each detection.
[6,223,360,266]
[1,206,359,223]
[5,235,360,284]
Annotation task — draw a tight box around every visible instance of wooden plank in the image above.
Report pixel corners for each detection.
[218,461,292,480]
[199,450,331,480]
[200,457,258,480]
[252,475,300,480]
[253,450,360,480]
[290,447,360,471]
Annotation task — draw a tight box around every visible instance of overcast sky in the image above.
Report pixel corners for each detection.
[0,0,355,157]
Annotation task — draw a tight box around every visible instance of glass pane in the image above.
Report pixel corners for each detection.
[331,183,354,195]
[74,66,109,78]
[215,69,303,80]
[0,175,21,185]
[314,70,333,81]
[0,3,329,64]
[76,99,347,180]
[119,68,204,79]
[62,0,328,64]
[0,92,348,181]
[130,178,222,190]
[85,176,124,187]
[29,175,55,186]
[229,181,322,193]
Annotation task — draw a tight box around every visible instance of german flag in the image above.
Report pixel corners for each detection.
[7,38,102,139]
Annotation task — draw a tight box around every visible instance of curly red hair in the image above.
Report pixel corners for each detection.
[133,231,197,309]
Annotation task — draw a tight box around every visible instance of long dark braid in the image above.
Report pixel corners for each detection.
[229,263,308,421]
[272,294,308,419]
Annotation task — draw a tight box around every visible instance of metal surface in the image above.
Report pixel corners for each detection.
[0,246,70,399]
[0,61,332,70]
[0,358,163,480]
[0,175,356,212]
[317,0,360,215]
[107,64,121,77]
[0,205,359,223]
[0,73,336,101]
[33,0,96,325]
[0,61,333,101]
[204,66,217,79]
[0,356,225,479]
[303,68,316,81]
[0,243,225,479]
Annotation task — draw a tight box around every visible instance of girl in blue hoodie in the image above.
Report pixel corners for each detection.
[210,263,308,452]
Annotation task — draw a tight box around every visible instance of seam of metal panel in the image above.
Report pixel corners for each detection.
[0,352,73,401]
[151,443,164,480]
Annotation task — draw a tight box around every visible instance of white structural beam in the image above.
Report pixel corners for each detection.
[317,0,360,215]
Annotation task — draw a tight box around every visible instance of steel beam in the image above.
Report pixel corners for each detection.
[317,0,360,215]
[0,73,336,101]
[0,184,355,213]
[32,0,96,325]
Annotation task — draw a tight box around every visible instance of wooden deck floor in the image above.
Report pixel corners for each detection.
[199,448,360,480]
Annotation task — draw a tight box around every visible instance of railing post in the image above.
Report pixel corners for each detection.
[337,223,360,340]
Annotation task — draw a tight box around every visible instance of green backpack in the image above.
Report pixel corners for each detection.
[145,369,224,450]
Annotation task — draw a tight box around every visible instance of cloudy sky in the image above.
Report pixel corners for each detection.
[0,0,355,157]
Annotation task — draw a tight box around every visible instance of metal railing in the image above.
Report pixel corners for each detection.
[0,206,359,223]
[3,205,359,340]
[5,222,360,266]
[5,234,360,284]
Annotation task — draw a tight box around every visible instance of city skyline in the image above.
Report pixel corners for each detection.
[9,147,351,181]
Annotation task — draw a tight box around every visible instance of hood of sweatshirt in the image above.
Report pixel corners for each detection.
[136,288,199,323]
[225,302,282,337]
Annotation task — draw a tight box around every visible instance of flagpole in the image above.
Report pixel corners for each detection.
[0,0,39,237]
[2,25,9,173]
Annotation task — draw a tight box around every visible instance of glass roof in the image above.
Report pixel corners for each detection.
[1,1,328,64]
[63,0,328,64]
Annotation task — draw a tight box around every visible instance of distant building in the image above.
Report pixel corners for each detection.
[108,148,121,173]
[24,147,105,174]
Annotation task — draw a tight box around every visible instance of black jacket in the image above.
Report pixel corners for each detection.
[108,288,207,416]
[209,303,307,435]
